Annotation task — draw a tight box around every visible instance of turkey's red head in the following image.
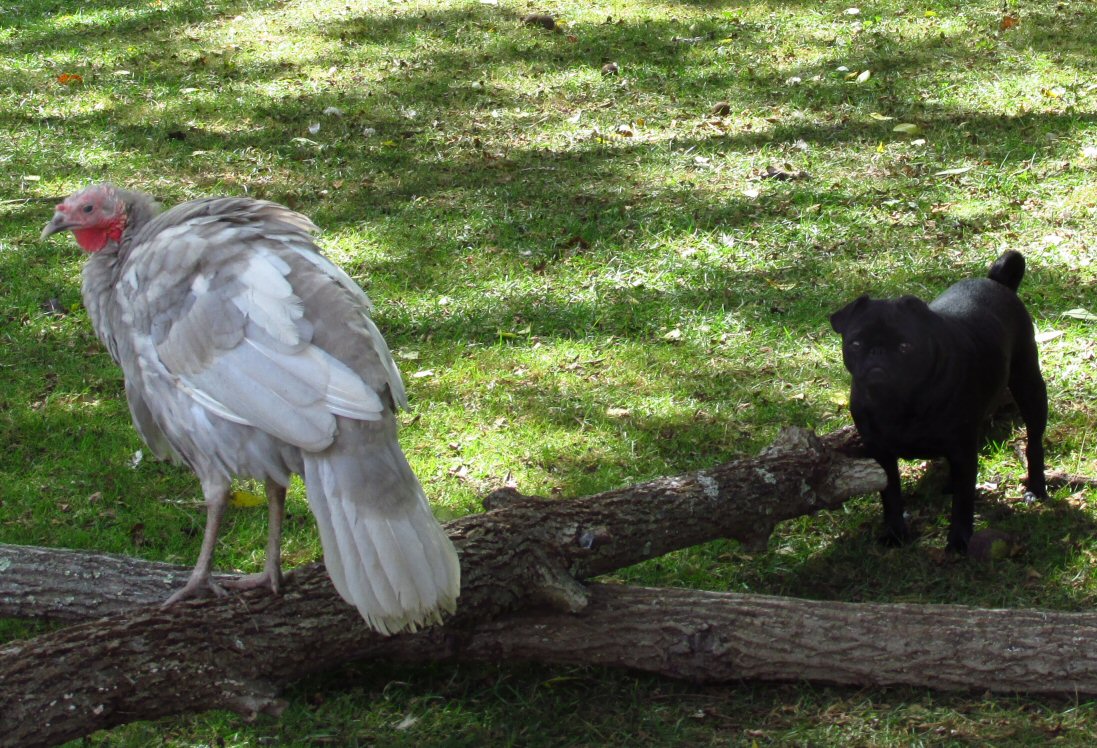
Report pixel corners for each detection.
[41,184,128,253]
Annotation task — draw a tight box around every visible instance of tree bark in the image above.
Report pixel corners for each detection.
[8,546,1097,697]
[467,584,1097,693]
[2,426,891,747]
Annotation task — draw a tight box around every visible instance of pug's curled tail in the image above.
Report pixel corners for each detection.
[988,250,1026,293]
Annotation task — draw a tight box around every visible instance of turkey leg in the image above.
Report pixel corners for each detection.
[163,482,231,605]
[223,482,286,594]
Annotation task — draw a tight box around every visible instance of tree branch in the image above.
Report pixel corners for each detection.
[8,544,1097,697]
[1,426,884,747]
[463,583,1097,693]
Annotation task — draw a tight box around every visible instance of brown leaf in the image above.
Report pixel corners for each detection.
[759,164,811,181]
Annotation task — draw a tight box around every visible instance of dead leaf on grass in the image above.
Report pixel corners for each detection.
[1063,308,1097,322]
[395,714,420,730]
[230,489,266,508]
[933,165,975,177]
[759,164,810,181]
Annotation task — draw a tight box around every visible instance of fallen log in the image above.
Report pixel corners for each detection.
[8,543,1097,698]
[464,584,1097,694]
[1,426,885,747]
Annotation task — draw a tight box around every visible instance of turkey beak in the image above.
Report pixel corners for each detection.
[41,212,73,240]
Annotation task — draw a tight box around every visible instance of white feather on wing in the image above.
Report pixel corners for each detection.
[149,248,387,450]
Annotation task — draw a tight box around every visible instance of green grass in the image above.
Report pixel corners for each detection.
[2,0,1096,743]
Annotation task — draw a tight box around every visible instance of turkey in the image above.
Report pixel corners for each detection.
[41,184,460,635]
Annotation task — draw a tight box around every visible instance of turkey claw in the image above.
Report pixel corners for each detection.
[162,577,229,607]
[223,570,283,595]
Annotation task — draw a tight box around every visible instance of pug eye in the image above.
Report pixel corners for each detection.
[899,342,913,354]
[849,340,862,350]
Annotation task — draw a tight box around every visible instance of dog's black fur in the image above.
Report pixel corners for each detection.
[830,251,1048,552]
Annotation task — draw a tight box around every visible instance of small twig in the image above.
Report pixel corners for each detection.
[1046,471,1097,492]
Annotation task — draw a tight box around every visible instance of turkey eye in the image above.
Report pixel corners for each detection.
[82,204,94,214]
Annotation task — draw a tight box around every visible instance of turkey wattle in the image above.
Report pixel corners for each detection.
[42,184,460,635]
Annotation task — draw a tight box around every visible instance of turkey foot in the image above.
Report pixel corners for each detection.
[163,573,229,606]
[163,487,230,606]
[222,568,282,595]
[221,482,286,595]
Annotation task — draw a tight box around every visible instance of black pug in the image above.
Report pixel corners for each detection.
[830,250,1048,552]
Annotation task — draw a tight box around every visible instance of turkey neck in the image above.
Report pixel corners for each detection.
[80,191,162,360]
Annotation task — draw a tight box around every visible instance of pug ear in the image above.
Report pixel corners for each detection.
[896,294,932,316]
[830,294,870,334]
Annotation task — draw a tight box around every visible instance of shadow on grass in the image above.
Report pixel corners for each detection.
[765,483,1097,611]
[3,0,1094,609]
[6,0,1093,333]
[724,396,1091,610]
[0,0,292,54]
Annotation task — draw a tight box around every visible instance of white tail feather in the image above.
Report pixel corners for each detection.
[303,448,460,636]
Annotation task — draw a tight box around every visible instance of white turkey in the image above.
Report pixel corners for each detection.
[42,184,460,635]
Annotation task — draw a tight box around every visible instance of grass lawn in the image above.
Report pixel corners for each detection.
[1,0,1096,744]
